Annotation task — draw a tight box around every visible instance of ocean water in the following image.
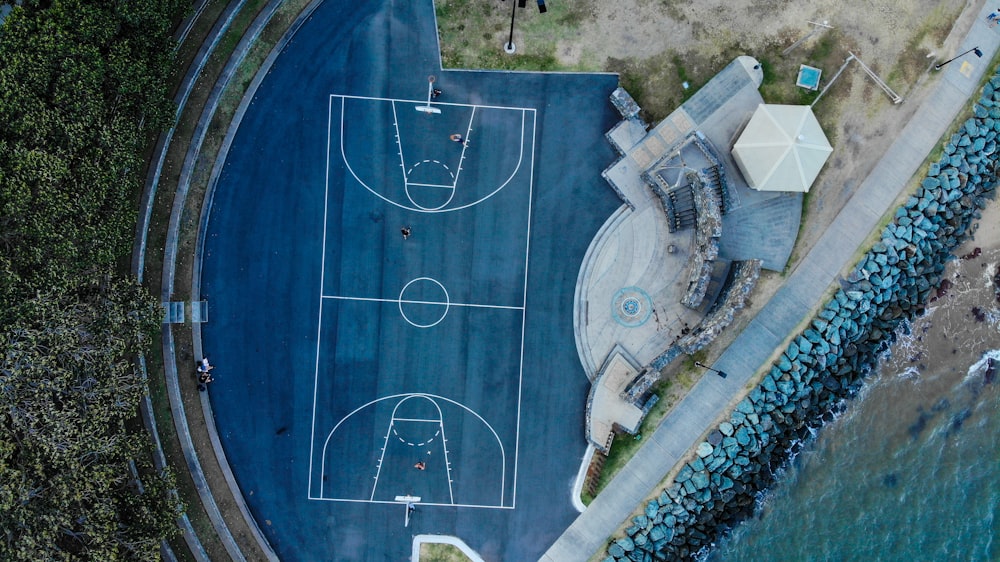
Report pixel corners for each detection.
[707,248,1000,562]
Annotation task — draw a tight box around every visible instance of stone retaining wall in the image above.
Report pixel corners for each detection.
[691,132,733,213]
[627,260,761,403]
[677,259,761,354]
[680,172,722,309]
[602,72,1000,562]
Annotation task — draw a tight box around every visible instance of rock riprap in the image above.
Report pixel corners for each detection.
[603,71,1000,561]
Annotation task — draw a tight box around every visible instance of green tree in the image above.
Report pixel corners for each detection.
[0,0,190,557]
[0,276,182,560]
[0,0,182,313]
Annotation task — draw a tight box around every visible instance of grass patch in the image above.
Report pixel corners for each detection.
[419,543,472,562]
[889,3,965,87]
[581,352,705,504]
[435,0,589,71]
[759,29,849,106]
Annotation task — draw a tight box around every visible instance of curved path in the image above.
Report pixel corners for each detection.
[198,0,620,559]
[542,5,1000,560]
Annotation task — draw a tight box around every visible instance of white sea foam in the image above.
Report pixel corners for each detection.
[964,348,1000,383]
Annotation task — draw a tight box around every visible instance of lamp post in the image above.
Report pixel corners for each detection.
[934,46,983,70]
[503,0,517,54]
[695,361,728,379]
[503,0,546,55]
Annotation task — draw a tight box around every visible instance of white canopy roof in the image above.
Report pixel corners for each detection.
[731,104,833,192]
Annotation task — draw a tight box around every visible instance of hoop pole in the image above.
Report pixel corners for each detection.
[505,0,516,53]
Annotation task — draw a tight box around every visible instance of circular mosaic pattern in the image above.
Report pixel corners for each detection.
[612,287,653,328]
[621,297,641,317]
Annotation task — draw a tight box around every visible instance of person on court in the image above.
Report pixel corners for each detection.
[414,461,425,470]
[401,226,411,240]
[449,133,467,146]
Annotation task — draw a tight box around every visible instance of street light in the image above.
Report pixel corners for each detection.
[502,0,546,55]
[934,46,983,71]
[695,361,728,379]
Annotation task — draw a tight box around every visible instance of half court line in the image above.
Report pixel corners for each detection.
[321,294,524,311]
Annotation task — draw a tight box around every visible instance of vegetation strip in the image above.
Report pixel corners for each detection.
[154,0,324,558]
[152,0,292,559]
[0,1,189,558]
[133,2,257,559]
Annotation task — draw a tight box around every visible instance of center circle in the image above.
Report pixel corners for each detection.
[398,277,450,328]
[621,297,641,317]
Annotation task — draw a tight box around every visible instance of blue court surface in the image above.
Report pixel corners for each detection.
[201,0,620,559]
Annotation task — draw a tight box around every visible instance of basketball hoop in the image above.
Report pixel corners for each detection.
[395,495,421,526]
[416,75,441,114]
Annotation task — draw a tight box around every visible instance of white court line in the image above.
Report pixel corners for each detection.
[371,397,455,503]
[437,414,456,504]
[335,92,534,112]
[369,421,395,501]
[392,417,442,423]
[406,182,454,188]
[510,108,537,509]
[318,393,506,506]
[335,95,533,213]
[321,294,523,311]
[306,497,514,510]
[390,100,408,187]
[314,97,534,506]
[450,105,476,189]
[307,94,335,497]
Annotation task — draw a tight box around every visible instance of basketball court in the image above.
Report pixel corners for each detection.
[199,0,622,558]
[308,90,536,509]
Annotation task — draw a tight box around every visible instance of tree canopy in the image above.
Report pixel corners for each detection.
[1,280,182,560]
[0,0,188,558]
[0,0,180,309]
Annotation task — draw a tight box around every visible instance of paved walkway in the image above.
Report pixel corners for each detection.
[542,7,1000,561]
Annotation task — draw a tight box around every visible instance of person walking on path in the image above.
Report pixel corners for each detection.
[989,9,1000,27]
[449,133,467,146]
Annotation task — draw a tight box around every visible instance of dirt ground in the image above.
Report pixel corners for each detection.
[438,1,987,371]
[552,0,977,268]
[571,0,986,372]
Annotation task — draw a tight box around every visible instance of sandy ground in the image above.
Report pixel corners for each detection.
[882,195,1000,391]
[570,0,991,374]
[564,1,958,65]
[557,0,981,257]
